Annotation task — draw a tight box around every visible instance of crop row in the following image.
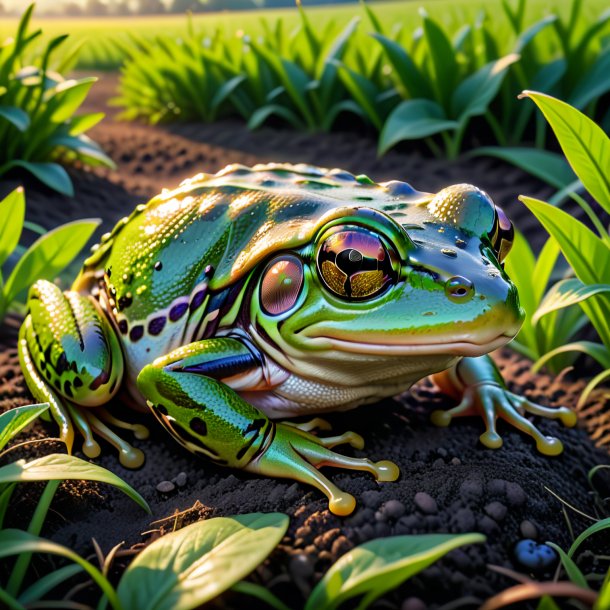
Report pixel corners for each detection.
[115,0,610,157]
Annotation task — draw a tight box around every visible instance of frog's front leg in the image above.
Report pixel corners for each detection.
[137,337,399,516]
[430,355,577,455]
[18,280,146,467]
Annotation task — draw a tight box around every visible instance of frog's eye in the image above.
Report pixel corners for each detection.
[317,227,397,299]
[491,206,514,262]
[260,255,304,316]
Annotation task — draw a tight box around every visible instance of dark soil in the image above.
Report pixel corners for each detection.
[1,74,609,610]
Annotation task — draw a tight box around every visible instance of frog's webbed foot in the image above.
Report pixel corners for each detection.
[246,423,398,516]
[431,382,577,456]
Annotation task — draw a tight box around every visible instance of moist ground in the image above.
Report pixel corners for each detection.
[0,74,609,610]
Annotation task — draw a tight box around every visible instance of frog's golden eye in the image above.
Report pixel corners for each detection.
[260,255,304,316]
[491,206,514,262]
[317,227,397,299]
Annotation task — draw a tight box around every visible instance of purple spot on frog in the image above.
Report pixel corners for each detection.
[148,316,166,336]
[169,302,188,322]
[129,325,144,342]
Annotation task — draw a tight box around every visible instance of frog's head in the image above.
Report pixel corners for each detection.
[248,183,524,383]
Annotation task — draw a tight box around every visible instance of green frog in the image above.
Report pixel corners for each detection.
[18,164,576,515]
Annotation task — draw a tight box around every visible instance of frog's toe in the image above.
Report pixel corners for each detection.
[536,435,564,457]
[479,429,503,449]
[519,399,577,428]
[285,417,332,432]
[375,460,400,481]
[330,493,357,517]
[319,431,365,450]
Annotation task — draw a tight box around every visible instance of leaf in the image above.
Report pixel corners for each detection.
[545,542,589,589]
[334,61,383,130]
[0,106,30,131]
[568,517,610,558]
[4,218,100,305]
[569,50,610,110]
[451,54,519,121]
[49,78,96,123]
[471,148,576,190]
[3,161,73,197]
[117,513,288,610]
[0,529,121,610]
[305,533,485,610]
[597,569,610,610]
[533,341,610,373]
[379,100,458,154]
[520,91,610,215]
[533,279,610,324]
[47,134,115,168]
[18,563,83,604]
[247,104,306,130]
[0,404,49,453]
[0,187,25,268]
[0,453,149,512]
[370,33,431,99]
[421,14,457,109]
[519,196,610,285]
[68,112,105,135]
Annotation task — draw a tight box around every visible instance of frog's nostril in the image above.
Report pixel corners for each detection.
[445,276,474,302]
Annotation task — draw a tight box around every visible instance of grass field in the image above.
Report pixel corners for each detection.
[2,0,609,70]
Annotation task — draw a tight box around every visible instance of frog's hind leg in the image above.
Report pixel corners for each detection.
[283,417,332,432]
[137,336,399,516]
[19,280,144,467]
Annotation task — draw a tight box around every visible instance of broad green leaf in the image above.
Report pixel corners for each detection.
[0,106,30,131]
[305,533,485,610]
[533,341,610,373]
[370,33,431,99]
[117,513,288,610]
[0,403,49,452]
[49,77,96,123]
[569,50,610,110]
[0,187,25,267]
[470,148,576,190]
[568,517,610,558]
[4,218,100,305]
[533,279,610,324]
[68,111,105,135]
[545,542,589,589]
[247,104,306,130]
[0,529,121,610]
[47,134,115,168]
[422,14,457,109]
[451,54,519,121]
[520,91,610,215]
[513,15,556,54]
[334,61,383,130]
[379,99,458,154]
[0,453,149,512]
[519,196,610,285]
[4,161,73,197]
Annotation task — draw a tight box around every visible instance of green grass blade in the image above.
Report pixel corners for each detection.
[533,341,610,373]
[0,187,25,268]
[305,533,485,610]
[18,563,84,604]
[568,517,610,559]
[520,91,610,215]
[0,529,122,610]
[2,161,73,197]
[0,453,149,513]
[0,403,49,453]
[545,542,589,589]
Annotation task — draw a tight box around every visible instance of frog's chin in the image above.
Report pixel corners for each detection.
[304,334,512,358]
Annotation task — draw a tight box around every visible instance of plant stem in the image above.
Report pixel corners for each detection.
[6,480,60,596]
[0,587,25,610]
[484,111,507,146]
[424,136,442,158]
[569,191,610,246]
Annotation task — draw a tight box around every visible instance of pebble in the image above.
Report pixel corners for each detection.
[331,536,352,557]
[460,478,483,500]
[437,447,448,457]
[487,479,507,496]
[289,553,313,579]
[451,457,461,466]
[174,472,187,487]
[414,492,438,514]
[402,597,427,610]
[156,480,175,493]
[453,508,475,531]
[361,490,382,509]
[478,515,499,535]
[520,520,538,539]
[514,539,558,571]
[506,482,526,507]
[383,499,406,520]
[485,501,507,522]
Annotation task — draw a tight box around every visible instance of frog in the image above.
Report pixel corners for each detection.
[18,163,577,516]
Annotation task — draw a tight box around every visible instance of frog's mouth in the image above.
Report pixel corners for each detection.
[300,333,513,357]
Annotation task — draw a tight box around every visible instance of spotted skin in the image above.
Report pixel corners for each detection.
[18,163,577,514]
